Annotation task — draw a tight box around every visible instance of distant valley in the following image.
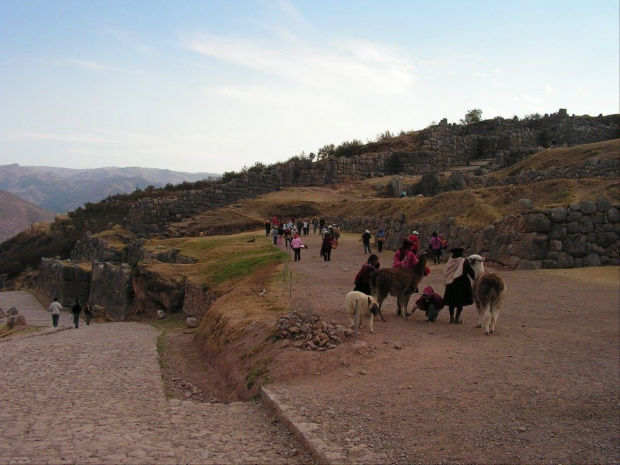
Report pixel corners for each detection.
[0,190,56,243]
[0,164,219,214]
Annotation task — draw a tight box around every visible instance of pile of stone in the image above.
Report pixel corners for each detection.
[4,307,26,329]
[276,312,355,351]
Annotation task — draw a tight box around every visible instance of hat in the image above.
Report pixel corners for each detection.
[423,286,434,296]
[294,234,299,238]
[412,230,420,235]
[365,229,370,233]
[450,246,466,257]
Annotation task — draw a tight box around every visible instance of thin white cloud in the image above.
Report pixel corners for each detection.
[75,60,106,70]
[184,33,416,96]
[545,84,554,95]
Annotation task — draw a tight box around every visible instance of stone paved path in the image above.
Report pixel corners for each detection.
[0,290,73,328]
[0,292,314,464]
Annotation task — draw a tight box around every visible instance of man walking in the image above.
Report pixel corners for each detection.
[48,297,62,327]
[71,299,82,329]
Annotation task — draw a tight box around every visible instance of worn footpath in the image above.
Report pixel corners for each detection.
[0,292,314,465]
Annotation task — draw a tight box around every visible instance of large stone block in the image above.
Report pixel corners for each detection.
[518,214,550,233]
[557,252,575,268]
[515,232,548,260]
[549,207,568,223]
[579,200,597,214]
[596,231,618,247]
[582,253,602,267]
[563,234,587,257]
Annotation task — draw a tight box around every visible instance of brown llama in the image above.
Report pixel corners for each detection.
[469,254,507,335]
[370,253,428,321]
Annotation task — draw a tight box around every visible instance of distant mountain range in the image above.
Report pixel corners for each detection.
[0,164,219,214]
[0,189,56,243]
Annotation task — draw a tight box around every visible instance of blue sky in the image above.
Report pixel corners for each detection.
[1,0,618,174]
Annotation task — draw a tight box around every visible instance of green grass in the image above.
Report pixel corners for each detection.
[212,251,287,284]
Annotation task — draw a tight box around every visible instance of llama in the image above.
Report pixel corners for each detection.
[468,254,507,335]
[370,253,428,321]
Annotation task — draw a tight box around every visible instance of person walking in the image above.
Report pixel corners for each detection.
[430,232,443,264]
[320,232,334,261]
[71,299,82,329]
[443,247,475,324]
[48,297,62,327]
[291,233,304,261]
[84,304,93,325]
[265,219,271,236]
[376,228,386,252]
[312,218,318,234]
[361,229,372,254]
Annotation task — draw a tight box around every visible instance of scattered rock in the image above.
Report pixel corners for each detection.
[275,312,355,351]
[186,317,199,328]
[157,310,166,320]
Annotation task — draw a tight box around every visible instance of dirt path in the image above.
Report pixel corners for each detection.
[266,230,620,464]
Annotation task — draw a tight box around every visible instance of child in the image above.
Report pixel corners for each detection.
[430,232,443,264]
[353,254,380,295]
[412,286,445,322]
[361,229,372,254]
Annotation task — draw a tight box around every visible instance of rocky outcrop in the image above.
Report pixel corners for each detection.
[131,263,186,316]
[89,262,133,321]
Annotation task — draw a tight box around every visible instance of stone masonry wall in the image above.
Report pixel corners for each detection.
[334,197,619,270]
[182,280,218,320]
[123,110,619,235]
[37,258,91,307]
[89,261,133,321]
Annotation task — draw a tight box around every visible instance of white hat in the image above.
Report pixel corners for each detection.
[365,229,370,233]
[412,230,419,235]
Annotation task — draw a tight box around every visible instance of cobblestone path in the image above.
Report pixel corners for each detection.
[0,293,314,464]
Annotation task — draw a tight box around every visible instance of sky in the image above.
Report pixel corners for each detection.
[1,0,618,175]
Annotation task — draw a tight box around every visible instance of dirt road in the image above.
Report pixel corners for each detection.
[267,230,620,464]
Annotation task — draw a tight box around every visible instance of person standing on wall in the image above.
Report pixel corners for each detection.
[71,299,82,329]
[48,297,62,327]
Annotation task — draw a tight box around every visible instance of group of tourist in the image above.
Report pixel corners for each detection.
[47,297,93,328]
[352,228,471,324]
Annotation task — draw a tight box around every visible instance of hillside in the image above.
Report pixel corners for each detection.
[0,190,55,243]
[0,164,219,213]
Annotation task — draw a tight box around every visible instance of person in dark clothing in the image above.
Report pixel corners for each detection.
[353,254,380,295]
[320,233,334,261]
[443,247,475,324]
[84,304,93,325]
[71,299,82,329]
[412,286,445,322]
[361,229,372,254]
[265,220,271,236]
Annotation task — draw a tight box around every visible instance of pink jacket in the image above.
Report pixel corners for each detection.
[291,237,303,249]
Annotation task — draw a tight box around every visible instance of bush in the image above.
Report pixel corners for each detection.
[460,109,483,125]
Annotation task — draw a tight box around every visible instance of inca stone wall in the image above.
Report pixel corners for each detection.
[37,259,91,306]
[70,232,123,263]
[89,261,133,321]
[123,110,619,236]
[182,280,218,320]
[335,197,619,269]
